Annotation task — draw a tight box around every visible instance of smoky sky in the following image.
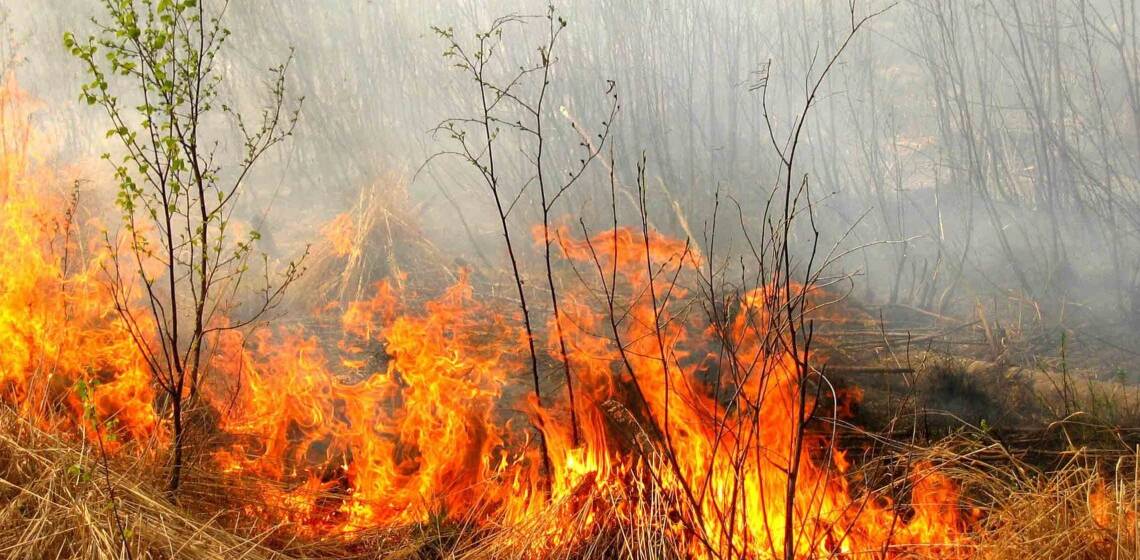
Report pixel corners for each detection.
[4,0,1138,319]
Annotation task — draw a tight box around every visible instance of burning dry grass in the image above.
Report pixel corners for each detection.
[946,444,1139,560]
[292,178,455,308]
[3,62,1139,560]
[2,403,1137,560]
[976,456,1138,559]
[0,409,283,560]
[0,402,729,559]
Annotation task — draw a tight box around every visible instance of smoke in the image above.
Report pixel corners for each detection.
[7,0,1140,325]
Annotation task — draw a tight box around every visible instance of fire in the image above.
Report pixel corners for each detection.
[1090,478,1137,536]
[321,212,356,258]
[206,223,971,557]
[1,76,970,558]
[210,274,537,529]
[0,78,159,447]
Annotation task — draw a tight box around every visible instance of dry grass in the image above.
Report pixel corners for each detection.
[973,452,1138,560]
[0,405,675,560]
[2,405,1138,559]
[0,410,284,560]
[289,178,455,309]
[890,436,1139,560]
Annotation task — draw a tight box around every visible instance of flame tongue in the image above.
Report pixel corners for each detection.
[210,224,968,557]
[0,77,967,558]
[0,78,160,448]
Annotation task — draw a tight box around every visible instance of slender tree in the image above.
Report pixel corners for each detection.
[65,0,304,496]
[430,4,616,478]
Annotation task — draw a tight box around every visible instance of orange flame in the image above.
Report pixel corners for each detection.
[1,76,970,558]
[205,223,971,557]
[0,78,159,447]
[321,212,356,258]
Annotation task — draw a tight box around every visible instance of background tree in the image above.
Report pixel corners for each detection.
[64,0,304,496]
[429,5,616,480]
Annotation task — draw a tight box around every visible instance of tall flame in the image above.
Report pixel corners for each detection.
[0,77,969,558]
[206,222,970,557]
[0,78,159,447]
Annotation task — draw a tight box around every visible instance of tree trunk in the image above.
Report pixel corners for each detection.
[166,395,184,497]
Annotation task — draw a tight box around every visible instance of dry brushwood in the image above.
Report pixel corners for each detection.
[0,408,283,560]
